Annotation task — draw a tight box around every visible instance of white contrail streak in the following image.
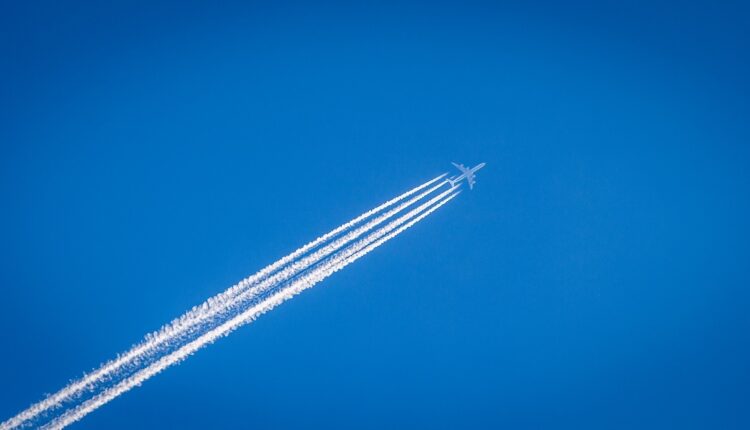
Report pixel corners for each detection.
[100,179,450,373]
[190,180,448,325]
[129,179,450,357]
[41,190,459,430]
[175,173,447,309]
[0,174,448,430]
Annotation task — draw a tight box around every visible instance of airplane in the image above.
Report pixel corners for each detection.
[447,162,486,190]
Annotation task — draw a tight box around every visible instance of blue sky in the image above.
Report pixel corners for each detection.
[2,1,749,428]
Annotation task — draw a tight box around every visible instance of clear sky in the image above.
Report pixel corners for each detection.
[2,1,749,428]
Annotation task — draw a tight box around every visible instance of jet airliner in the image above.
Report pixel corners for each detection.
[448,162,486,190]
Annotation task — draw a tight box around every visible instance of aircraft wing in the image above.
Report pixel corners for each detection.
[452,162,470,174]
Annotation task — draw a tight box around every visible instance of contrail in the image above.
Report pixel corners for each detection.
[41,189,460,430]
[171,173,447,311]
[189,180,449,327]
[1,174,449,430]
[118,179,451,362]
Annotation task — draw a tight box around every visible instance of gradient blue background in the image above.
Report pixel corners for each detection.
[2,1,749,428]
